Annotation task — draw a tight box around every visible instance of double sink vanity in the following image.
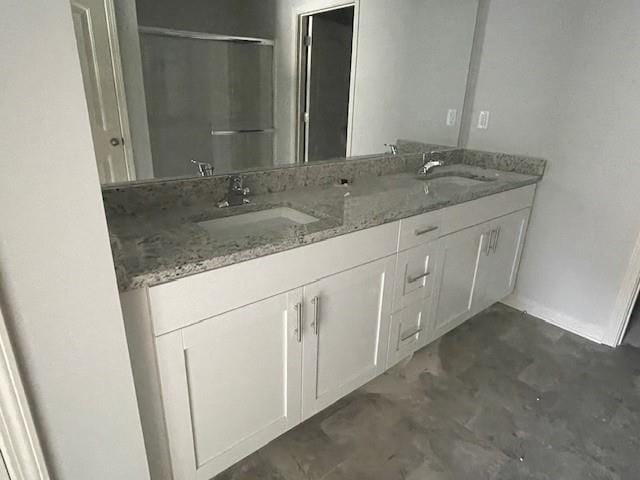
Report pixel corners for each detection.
[104,143,546,480]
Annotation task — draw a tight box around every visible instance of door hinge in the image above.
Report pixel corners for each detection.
[304,112,310,123]
[304,35,312,47]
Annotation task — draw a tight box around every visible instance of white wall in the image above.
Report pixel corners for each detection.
[0,1,150,478]
[467,0,640,343]
[275,0,479,163]
[350,0,478,155]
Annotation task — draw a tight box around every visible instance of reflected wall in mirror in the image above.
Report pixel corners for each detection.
[72,0,481,185]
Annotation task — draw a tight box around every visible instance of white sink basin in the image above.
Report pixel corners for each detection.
[198,207,319,238]
[427,176,491,187]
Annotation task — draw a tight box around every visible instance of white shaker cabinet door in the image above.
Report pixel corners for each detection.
[302,256,395,419]
[474,208,530,311]
[432,224,487,339]
[156,290,303,480]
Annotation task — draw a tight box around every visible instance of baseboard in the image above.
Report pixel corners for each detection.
[502,294,605,344]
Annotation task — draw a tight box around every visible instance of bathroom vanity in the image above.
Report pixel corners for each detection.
[107,149,544,480]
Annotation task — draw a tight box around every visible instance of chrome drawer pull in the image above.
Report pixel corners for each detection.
[485,229,494,255]
[414,225,439,236]
[407,271,431,284]
[294,302,303,343]
[400,327,423,342]
[311,296,320,335]
[492,226,502,253]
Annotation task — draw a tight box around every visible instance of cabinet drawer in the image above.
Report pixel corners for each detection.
[398,210,442,251]
[387,298,434,369]
[393,241,442,312]
[440,185,536,236]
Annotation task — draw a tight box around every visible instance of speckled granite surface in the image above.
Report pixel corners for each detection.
[106,161,542,291]
[397,140,547,176]
[102,153,425,217]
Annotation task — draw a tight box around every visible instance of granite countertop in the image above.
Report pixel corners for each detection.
[108,164,541,291]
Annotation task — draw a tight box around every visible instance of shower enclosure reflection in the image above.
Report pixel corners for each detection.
[139,28,275,178]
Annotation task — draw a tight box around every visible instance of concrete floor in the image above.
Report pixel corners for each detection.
[216,303,640,480]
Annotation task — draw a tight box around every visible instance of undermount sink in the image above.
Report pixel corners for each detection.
[198,207,319,238]
[422,175,495,187]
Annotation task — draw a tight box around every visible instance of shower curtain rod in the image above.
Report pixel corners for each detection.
[138,26,275,45]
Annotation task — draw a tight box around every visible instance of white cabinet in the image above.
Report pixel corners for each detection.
[155,291,303,480]
[432,224,487,338]
[121,186,538,480]
[433,208,531,339]
[473,209,530,311]
[302,257,395,419]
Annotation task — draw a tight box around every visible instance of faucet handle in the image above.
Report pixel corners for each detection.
[385,143,399,155]
[191,159,214,177]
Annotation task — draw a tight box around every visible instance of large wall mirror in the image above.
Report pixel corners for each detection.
[72,0,481,185]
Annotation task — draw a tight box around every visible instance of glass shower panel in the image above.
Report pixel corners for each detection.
[140,33,274,178]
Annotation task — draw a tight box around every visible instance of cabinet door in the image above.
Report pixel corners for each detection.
[156,290,303,480]
[474,209,530,310]
[432,224,488,339]
[302,256,395,419]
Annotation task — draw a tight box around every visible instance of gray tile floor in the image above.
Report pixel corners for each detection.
[216,304,640,480]
[623,300,640,348]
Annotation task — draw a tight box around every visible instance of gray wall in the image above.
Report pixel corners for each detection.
[466,0,640,342]
[136,0,276,39]
[307,9,354,161]
[0,1,150,478]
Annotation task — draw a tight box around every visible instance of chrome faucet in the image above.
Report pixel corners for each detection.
[219,175,250,208]
[385,143,399,155]
[417,150,453,176]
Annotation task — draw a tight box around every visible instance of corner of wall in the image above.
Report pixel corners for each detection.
[502,293,606,345]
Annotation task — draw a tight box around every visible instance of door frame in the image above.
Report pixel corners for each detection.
[73,0,137,181]
[0,306,50,480]
[604,229,640,346]
[102,0,136,181]
[293,0,360,163]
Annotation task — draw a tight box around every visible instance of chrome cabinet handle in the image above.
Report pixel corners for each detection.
[294,302,303,343]
[414,225,439,236]
[311,296,320,335]
[485,230,494,255]
[407,271,431,284]
[492,227,501,253]
[400,326,423,342]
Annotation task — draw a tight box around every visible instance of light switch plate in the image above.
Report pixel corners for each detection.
[446,109,457,126]
[477,111,490,129]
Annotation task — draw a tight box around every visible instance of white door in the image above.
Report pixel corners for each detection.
[433,224,487,338]
[0,453,8,480]
[71,0,133,184]
[474,209,530,310]
[156,290,303,480]
[302,256,394,419]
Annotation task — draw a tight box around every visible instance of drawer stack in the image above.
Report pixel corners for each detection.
[387,210,443,368]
